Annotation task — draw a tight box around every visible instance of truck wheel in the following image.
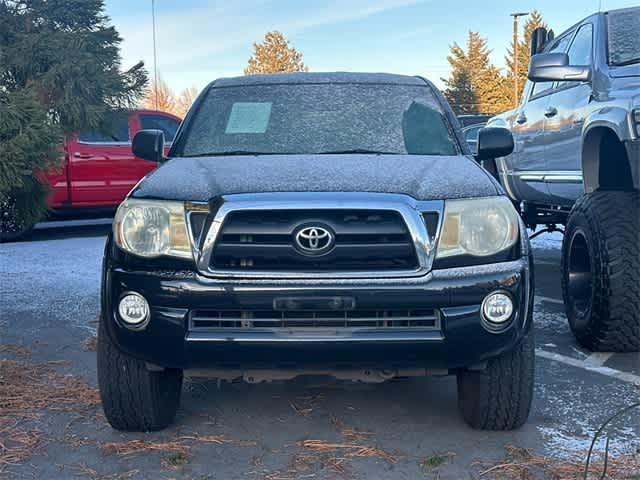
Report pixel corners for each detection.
[561,191,640,353]
[457,332,534,430]
[97,321,183,431]
[0,197,36,242]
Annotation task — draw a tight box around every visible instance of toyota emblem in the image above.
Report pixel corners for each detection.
[294,225,335,255]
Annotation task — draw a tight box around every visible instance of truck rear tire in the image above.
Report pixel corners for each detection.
[97,321,183,431]
[0,197,36,242]
[456,332,534,430]
[561,191,640,353]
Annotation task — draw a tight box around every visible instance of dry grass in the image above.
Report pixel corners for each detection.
[289,393,323,417]
[259,451,350,480]
[99,433,256,467]
[71,464,140,480]
[0,358,100,474]
[298,439,398,463]
[81,335,98,352]
[99,440,191,456]
[0,344,31,358]
[478,445,640,480]
[331,417,374,443]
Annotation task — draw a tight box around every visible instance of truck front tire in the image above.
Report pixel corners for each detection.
[97,320,183,431]
[456,332,534,430]
[561,191,640,353]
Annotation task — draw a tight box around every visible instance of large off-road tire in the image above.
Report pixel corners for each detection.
[0,197,36,242]
[561,191,640,353]
[457,333,534,430]
[97,321,183,431]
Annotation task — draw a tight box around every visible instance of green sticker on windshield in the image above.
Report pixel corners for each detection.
[225,102,272,134]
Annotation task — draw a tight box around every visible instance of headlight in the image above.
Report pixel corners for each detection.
[436,196,519,258]
[114,199,192,258]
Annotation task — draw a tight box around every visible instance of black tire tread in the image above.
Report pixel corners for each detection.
[561,191,640,353]
[97,321,182,431]
[457,333,534,430]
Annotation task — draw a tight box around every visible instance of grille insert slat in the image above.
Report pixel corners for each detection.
[210,209,420,272]
[190,309,440,331]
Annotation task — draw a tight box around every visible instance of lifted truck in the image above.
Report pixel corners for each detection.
[489,7,639,352]
[0,109,181,241]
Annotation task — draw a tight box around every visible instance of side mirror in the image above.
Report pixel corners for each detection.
[132,129,165,163]
[475,127,514,161]
[528,52,591,83]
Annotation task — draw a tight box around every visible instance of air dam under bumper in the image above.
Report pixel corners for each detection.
[102,257,533,371]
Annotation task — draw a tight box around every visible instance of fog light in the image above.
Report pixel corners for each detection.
[118,293,149,328]
[482,292,514,325]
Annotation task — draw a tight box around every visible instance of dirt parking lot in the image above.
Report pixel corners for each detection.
[1,220,639,479]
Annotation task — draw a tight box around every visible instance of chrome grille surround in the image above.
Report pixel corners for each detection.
[192,192,443,279]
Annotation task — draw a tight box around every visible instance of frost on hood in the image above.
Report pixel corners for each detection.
[132,154,499,202]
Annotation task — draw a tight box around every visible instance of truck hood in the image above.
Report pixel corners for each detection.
[131,154,501,202]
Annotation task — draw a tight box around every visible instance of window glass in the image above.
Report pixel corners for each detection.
[140,114,180,142]
[177,83,458,156]
[531,81,553,98]
[529,32,574,99]
[464,124,483,141]
[556,24,593,89]
[607,8,640,66]
[78,113,130,143]
[568,24,593,66]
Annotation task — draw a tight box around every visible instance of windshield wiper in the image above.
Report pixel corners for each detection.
[317,149,397,155]
[181,150,279,157]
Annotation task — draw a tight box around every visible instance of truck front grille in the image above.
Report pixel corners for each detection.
[209,210,419,272]
[189,308,440,331]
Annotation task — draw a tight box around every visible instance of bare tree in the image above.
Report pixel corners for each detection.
[142,76,177,114]
[176,87,198,117]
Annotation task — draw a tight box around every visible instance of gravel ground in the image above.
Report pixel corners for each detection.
[0,220,638,480]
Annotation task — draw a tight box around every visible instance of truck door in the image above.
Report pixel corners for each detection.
[543,23,593,206]
[67,111,171,207]
[508,80,553,202]
[66,112,136,206]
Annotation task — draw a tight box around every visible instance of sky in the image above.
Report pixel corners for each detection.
[104,0,638,95]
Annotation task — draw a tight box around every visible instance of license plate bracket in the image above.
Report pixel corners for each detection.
[273,296,356,311]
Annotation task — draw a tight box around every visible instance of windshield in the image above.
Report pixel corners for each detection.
[175,83,458,157]
[607,8,640,66]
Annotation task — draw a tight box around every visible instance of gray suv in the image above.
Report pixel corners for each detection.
[490,7,639,352]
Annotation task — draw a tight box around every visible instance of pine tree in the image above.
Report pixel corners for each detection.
[244,31,308,75]
[505,10,547,105]
[0,0,147,238]
[443,67,477,115]
[443,31,510,115]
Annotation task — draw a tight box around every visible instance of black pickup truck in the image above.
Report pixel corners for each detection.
[98,72,534,432]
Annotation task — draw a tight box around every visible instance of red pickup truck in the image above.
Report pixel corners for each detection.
[1,109,181,241]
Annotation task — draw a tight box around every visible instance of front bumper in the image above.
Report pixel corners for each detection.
[102,243,534,371]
